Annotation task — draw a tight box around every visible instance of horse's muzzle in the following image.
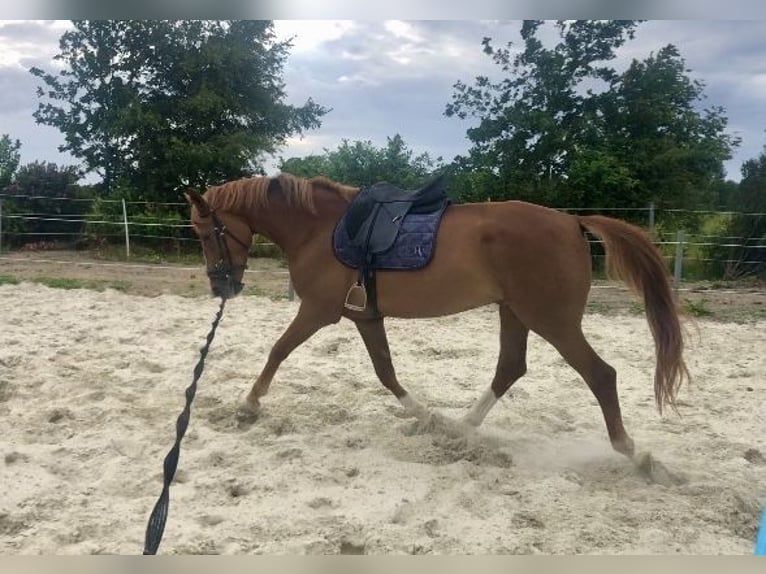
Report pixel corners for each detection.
[208,262,245,299]
[210,279,244,299]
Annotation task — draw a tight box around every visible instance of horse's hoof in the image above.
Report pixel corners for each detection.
[633,451,686,486]
[613,436,635,458]
[393,407,420,420]
[235,402,261,425]
[459,414,482,428]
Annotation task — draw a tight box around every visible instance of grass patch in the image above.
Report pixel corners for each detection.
[586,301,611,314]
[242,285,269,297]
[107,280,131,292]
[38,277,89,290]
[242,284,291,301]
[683,297,714,317]
[0,275,128,292]
[90,241,284,265]
[90,244,204,265]
[628,301,645,315]
[35,277,132,292]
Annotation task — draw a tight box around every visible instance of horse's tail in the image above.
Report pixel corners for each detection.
[578,215,690,414]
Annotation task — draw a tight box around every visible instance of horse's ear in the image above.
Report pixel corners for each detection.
[184,190,210,217]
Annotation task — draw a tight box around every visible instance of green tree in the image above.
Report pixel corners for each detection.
[13,161,82,197]
[4,161,89,244]
[599,45,737,211]
[0,134,21,190]
[446,21,738,216]
[31,20,328,203]
[279,134,444,188]
[715,148,766,278]
[447,20,641,205]
[712,178,740,211]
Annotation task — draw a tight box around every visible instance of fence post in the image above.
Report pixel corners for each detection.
[122,198,130,259]
[0,199,3,254]
[673,229,685,287]
[649,202,655,235]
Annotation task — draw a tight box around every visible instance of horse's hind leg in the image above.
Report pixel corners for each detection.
[544,326,634,457]
[239,302,335,419]
[354,317,430,420]
[548,327,687,484]
[462,304,529,427]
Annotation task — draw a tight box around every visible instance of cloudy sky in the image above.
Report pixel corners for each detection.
[1,19,765,182]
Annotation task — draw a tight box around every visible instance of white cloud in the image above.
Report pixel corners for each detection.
[273,20,356,54]
[0,20,70,68]
[341,49,369,62]
[742,73,766,93]
[337,74,379,86]
[384,20,425,43]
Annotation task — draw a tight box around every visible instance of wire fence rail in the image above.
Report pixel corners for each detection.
[1,194,764,282]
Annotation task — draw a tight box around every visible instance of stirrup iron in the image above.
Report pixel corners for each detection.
[344,282,367,312]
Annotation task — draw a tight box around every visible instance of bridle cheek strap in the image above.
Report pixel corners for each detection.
[207,212,249,288]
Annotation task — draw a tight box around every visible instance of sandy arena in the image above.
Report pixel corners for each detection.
[0,282,764,554]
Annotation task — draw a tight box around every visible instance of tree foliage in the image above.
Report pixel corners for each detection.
[30,20,328,204]
[13,161,82,196]
[446,20,739,215]
[716,147,766,278]
[0,134,21,190]
[597,45,736,211]
[279,134,444,189]
[2,161,89,245]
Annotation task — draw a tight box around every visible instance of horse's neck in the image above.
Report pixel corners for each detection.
[249,193,346,259]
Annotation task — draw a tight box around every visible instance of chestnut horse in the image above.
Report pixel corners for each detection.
[185,173,689,461]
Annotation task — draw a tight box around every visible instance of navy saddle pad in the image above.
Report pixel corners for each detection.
[332,179,450,270]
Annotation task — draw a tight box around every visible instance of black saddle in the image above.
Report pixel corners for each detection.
[345,174,449,256]
[335,174,450,315]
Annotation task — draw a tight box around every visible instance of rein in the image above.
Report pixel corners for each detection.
[143,204,246,554]
[142,296,227,555]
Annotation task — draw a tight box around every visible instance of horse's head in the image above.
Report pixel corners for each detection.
[185,190,252,299]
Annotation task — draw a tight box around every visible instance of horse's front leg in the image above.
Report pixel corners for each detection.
[238,302,335,421]
[354,317,430,421]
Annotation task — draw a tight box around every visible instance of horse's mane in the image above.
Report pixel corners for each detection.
[203,173,359,213]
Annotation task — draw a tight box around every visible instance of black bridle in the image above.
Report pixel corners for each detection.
[207,211,250,295]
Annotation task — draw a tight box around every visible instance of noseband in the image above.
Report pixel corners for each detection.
[207,211,250,292]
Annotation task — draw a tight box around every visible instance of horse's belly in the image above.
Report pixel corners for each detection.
[374,264,500,318]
